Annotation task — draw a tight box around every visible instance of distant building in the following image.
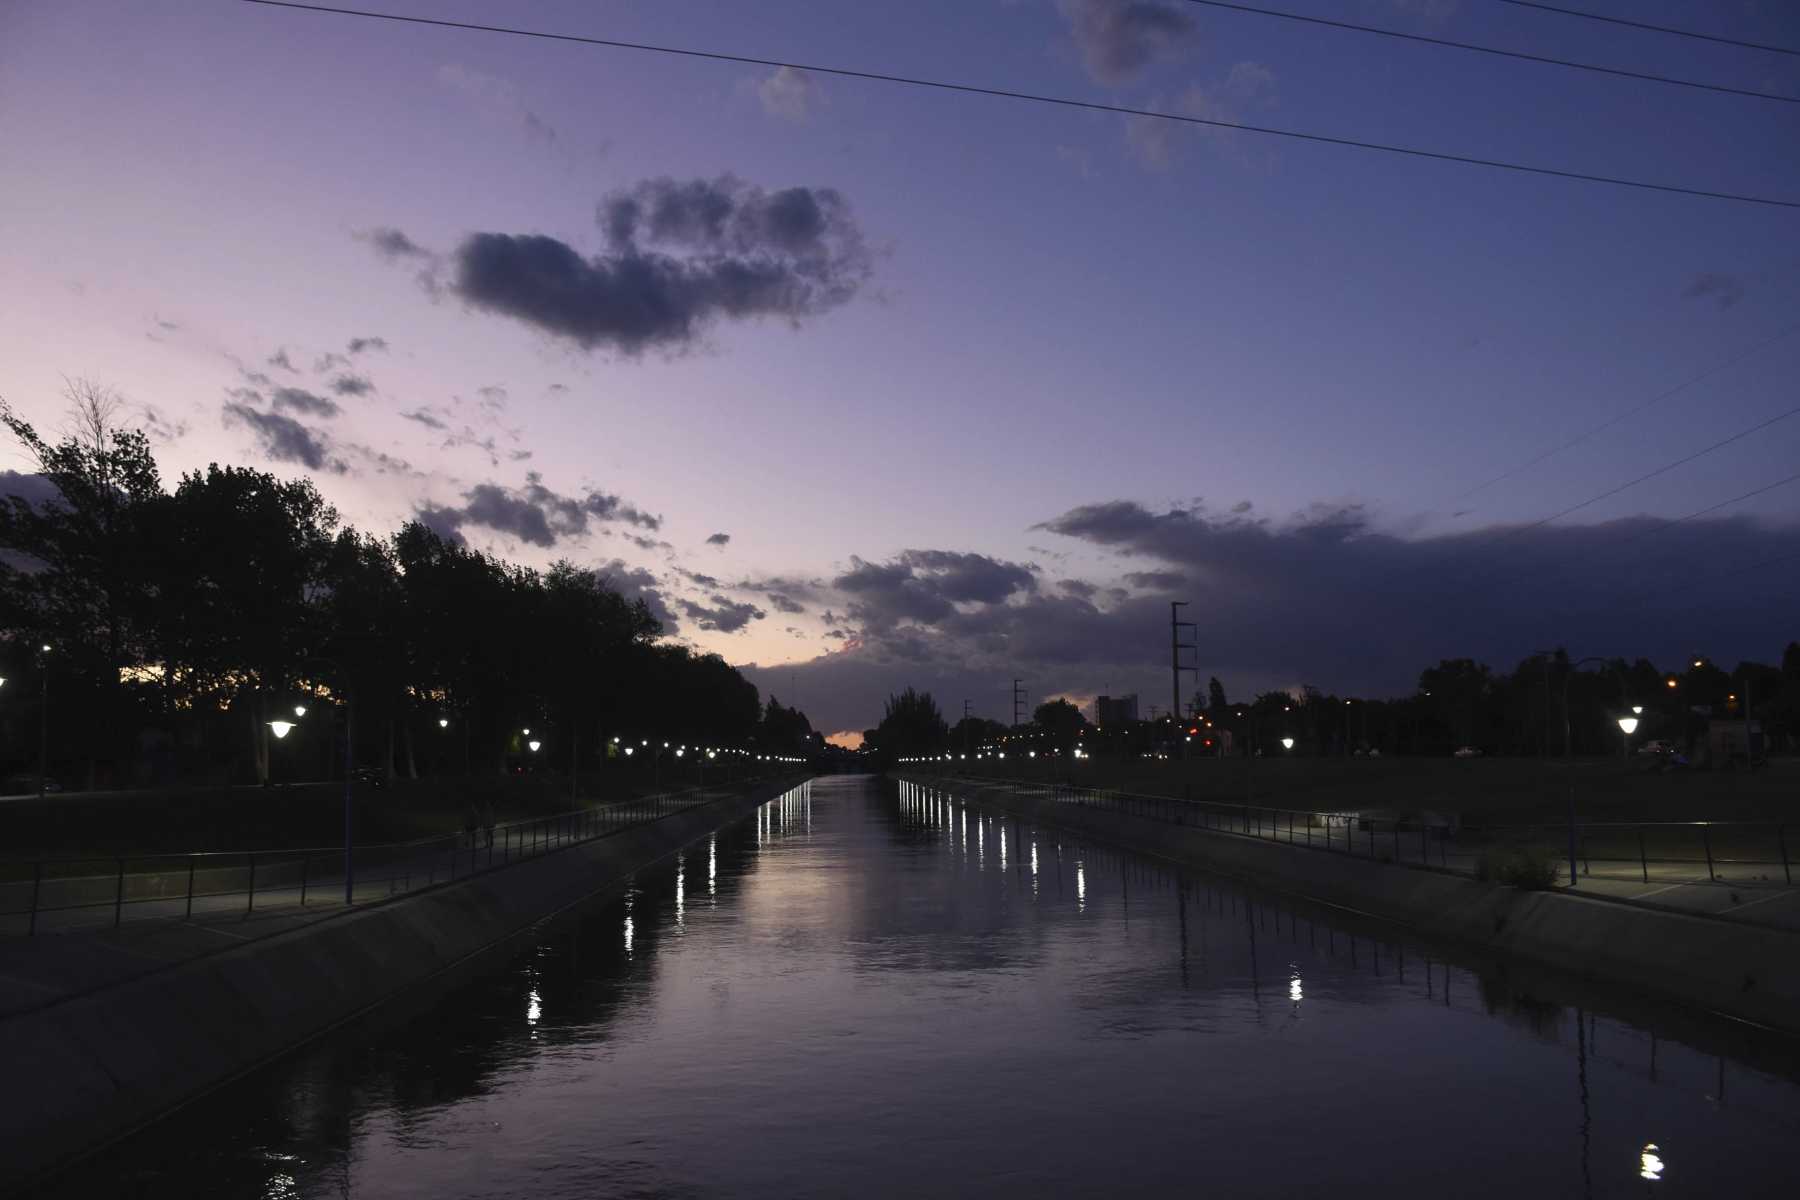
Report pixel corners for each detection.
[1096,694,1139,725]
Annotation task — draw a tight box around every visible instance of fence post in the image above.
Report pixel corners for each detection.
[300,855,309,906]
[1393,824,1401,862]
[1421,824,1428,865]
[1780,824,1791,887]
[1638,827,1649,884]
[1702,825,1715,882]
[247,853,256,913]
[28,861,42,936]
[1367,825,1375,858]
[114,858,125,928]
[185,858,195,920]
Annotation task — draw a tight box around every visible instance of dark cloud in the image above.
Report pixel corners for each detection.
[0,470,62,510]
[1682,272,1747,310]
[509,449,533,461]
[766,591,806,614]
[679,594,767,633]
[270,387,341,419]
[835,549,1037,627]
[360,227,433,262]
[267,348,298,373]
[330,374,374,397]
[598,558,679,631]
[706,531,731,546]
[624,533,672,552]
[314,352,350,373]
[347,336,388,354]
[416,472,661,548]
[1063,0,1196,84]
[446,174,871,355]
[1123,569,1186,590]
[750,497,1800,734]
[223,403,344,473]
[401,408,448,430]
[478,385,507,405]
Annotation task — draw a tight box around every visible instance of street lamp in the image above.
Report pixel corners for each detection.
[528,739,542,753]
[268,720,295,740]
[1616,715,1638,759]
[37,643,52,799]
[439,717,449,728]
[1281,737,1295,751]
[293,704,307,718]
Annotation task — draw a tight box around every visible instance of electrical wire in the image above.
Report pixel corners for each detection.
[1179,0,1799,104]
[236,0,1800,210]
[1496,1,1800,58]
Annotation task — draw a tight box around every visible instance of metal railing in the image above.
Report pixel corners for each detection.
[902,771,1794,891]
[0,779,789,938]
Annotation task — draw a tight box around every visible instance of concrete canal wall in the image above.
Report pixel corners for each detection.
[898,773,1800,1038]
[0,776,806,1193]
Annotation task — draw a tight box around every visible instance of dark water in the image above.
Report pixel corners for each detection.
[43,776,1800,1198]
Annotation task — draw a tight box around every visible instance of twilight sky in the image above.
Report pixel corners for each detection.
[3,0,1798,741]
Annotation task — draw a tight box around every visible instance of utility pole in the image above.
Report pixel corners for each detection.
[962,699,972,755]
[1011,679,1026,729]
[1171,601,1198,755]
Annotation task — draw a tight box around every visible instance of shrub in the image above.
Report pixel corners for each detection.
[1476,845,1559,890]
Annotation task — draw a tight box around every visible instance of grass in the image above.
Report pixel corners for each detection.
[0,763,782,857]
[935,753,1797,825]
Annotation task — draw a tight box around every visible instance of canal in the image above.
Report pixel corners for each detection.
[40,776,1800,1197]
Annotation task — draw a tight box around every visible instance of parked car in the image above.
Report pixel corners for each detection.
[1452,746,1482,759]
[1637,739,1674,757]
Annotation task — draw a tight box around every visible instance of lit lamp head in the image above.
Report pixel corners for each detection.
[624,746,634,756]
[293,705,307,718]
[527,739,542,753]
[1632,705,1644,715]
[439,717,449,728]
[1281,737,1295,750]
[1617,717,1639,736]
[267,720,295,740]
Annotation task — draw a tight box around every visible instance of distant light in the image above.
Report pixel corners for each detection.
[528,739,542,752]
[41,644,51,653]
[522,727,531,736]
[707,750,716,759]
[1281,737,1295,750]
[624,746,634,756]
[1617,717,1639,735]
[268,720,295,740]
[1692,659,1703,668]
[1666,679,1677,689]
[612,736,620,744]
[1640,1143,1664,1182]
[676,748,685,757]
[1632,705,1643,714]
[438,717,449,728]
[293,705,307,718]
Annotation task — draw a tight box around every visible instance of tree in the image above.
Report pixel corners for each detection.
[1033,697,1088,749]
[1,384,165,786]
[1207,676,1228,716]
[874,687,947,761]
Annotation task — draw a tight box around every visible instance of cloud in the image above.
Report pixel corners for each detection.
[757,66,821,120]
[330,374,374,397]
[0,470,62,510]
[834,549,1038,628]
[416,471,661,548]
[1127,61,1275,169]
[706,531,731,546]
[598,558,679,631]
[1062,0,1196,84]
[749,495,1800,735]
[766,591,806,614]
[347,336,388,354]
[314,352,350,373]
[269,387,341,419]
[679,594,767,633]
[445,174,871,355]
[359,227,434,262]
[223,403,345,472]
[1682,272,1747,310]
[400,408,448,430]
[267,348,298,373]
[438,62,558,144]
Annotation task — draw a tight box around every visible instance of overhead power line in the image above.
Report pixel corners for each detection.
[1180,0,1799,105]
[1497,1,1800,58]
[1446,321,1800,508]
[237,0,1800,210]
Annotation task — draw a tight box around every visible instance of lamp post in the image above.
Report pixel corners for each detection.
[297,656,355,905]
[1560,656,1631,889]
[37,644,51,799]
[1616,715,1638,759]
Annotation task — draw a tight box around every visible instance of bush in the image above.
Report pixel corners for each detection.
[1476,844,1559,890]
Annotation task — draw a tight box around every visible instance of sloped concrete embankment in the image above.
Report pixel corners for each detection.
[898,774,1800,1037]
[0,777,805,1193]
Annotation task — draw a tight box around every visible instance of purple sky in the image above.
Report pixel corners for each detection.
[3,0,1798,740]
